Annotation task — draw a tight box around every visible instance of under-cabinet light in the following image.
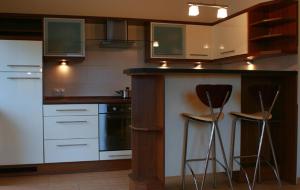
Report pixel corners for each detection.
[194,62,203,69]
[246,61,253,65]
[60,59,68,66]
[159,61,169,69]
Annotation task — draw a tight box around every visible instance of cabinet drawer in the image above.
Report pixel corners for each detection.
[44,104,98,116]
[100,150,132,160]
[44,139,99,163]
[44,116,98,140]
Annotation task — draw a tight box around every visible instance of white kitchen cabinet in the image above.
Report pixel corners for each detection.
[185,25,213,60]
[213,13,248,59]
[44,139,99,163]
[0,72,43,165]
[43,104,98,116]
[0,40,42,72]
[43,104,99,163]
[44,115,98,140]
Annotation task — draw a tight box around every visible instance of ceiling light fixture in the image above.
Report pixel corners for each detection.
[188,4,200,16]
[217,7,228,18]
[188,2,228,19]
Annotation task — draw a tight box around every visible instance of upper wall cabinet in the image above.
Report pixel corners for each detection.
[185,25,213,60]
[213,13,248,59]
[44,18,85,60]
[150,22,186,59]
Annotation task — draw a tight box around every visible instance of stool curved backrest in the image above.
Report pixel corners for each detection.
[196,85,232,109]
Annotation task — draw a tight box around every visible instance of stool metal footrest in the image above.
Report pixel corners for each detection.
[185,157,231,190]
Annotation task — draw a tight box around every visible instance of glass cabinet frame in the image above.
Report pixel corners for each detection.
[150,22,186,59]
[44,18,85,57]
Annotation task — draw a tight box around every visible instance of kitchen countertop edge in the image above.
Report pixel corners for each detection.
[44,96,131,105]
[124,68,298,76]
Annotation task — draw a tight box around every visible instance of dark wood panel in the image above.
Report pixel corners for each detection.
[0,160,131,177]
[248,1,298,57]
[240,74,298,184]
[129,75,165,190]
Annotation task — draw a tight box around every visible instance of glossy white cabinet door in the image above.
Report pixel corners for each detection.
[0,40,42,72]
[0,72,43,165]
[43,104,98,116]
[44,139,99,163]
[44,115,98,140]
[185,25,213,60]
[213,13,248,59]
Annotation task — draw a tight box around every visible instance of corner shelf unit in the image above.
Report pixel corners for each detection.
[248,0,298,59]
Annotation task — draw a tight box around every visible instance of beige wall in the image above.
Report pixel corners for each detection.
[0,0,271,23]
[43,24,147,96]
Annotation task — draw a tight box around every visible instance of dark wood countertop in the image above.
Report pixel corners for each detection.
[44,96,131,105]
[124,68,298,76]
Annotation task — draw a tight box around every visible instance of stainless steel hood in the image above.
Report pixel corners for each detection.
[100,19,135,48]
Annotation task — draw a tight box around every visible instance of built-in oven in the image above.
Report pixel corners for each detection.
[98,104,131,160]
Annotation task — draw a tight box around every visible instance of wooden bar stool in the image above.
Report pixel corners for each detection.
[229,85,281,190]
[181,85,233,190]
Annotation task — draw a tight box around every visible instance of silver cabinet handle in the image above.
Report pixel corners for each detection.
[220,50,235,55]
[7,77,41,80]
[56,121,88,124]
[189,53,209,56]
[56,109,88,112]
[108,154,131,158]
[56,144,88,147]
[7,64,41,67]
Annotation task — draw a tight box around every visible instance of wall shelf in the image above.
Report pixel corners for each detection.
[248,0,297,59]
[250,17,295,27]
[249,33,292,42]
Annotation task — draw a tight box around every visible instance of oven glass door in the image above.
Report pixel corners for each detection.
[99,113,131,152]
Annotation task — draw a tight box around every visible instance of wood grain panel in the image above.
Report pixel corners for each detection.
[129,75,165,190]
[240,74,298,184]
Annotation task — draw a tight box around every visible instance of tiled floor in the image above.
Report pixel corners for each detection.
[0,170,298,190]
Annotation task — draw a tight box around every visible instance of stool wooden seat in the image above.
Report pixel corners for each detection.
[181,112,224,123]
[230,111,272,121]
[181,85,233,190]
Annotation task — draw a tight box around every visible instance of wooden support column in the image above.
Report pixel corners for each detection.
[129,75,165,190]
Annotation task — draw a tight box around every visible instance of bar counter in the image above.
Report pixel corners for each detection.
[125,68,298,190]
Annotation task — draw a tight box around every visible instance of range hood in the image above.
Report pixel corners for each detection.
[100,19,135,48]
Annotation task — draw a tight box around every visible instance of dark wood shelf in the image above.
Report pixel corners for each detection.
[249,33,291,42]
[0,28,42,34]
[250,17,295,27]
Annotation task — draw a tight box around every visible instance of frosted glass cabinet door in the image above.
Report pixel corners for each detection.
[44,18,85,57]
[151,23,185,59]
